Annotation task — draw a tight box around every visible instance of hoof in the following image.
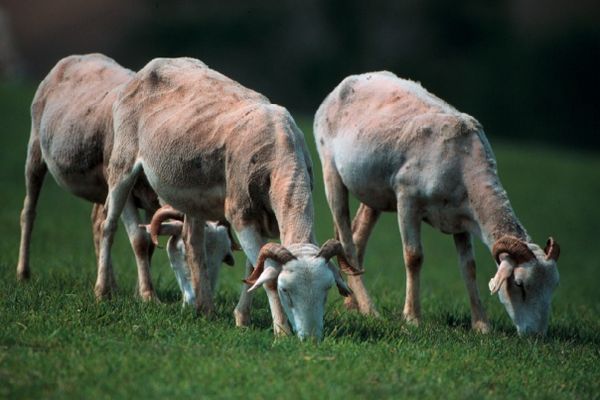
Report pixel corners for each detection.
[343,295,359,311]
[140,290,160,303]
[94,286,112,301]
[16,268,30,281]
[234,308,251,327]
[402,313,420,326]
[359,305,380,318]
[195,300,215,318]
[273,322,292,337]
[472,320,491,334]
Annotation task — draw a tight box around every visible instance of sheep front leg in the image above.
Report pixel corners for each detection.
[323,160,378,315]
[183,216,214,316]
[234,259,254,327]
[234,226,290,336]
[453,232,490,333]
[121,198,157,301]
[397,197,423,325]
[16,133,47,281]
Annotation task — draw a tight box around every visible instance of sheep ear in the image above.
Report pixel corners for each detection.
[326,262,353,297]
[544,237,560,262]
[247,266,279,292]
[488,257,514,294]
[334,276,352,297]
[139,224,151,234]
[223,251,235,266]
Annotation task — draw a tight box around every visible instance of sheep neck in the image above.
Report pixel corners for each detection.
[270,165,316,247]
[463,131,530,249]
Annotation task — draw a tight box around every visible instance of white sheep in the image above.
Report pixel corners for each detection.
[16,54,162,300]
[96,58,362,339]
[314,71,560,335]
[140,205,235,306]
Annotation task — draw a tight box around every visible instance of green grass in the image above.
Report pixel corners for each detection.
[1,82,599,399]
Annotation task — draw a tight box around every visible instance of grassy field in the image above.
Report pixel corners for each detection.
[1,82,599,399]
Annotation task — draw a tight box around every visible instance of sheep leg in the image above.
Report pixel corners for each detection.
[352,203,381,267]
[17,132,47,281]
[453,232,490,333]
[121,198,157,302]
[265,280,292,336]
[96,161,143,299]
[323,160,378,316]
[234,259,254,327]
[91,203,117,291]
[397,197,423,325]
[143,209,156,261]
[134,209,156,297]
[183,215,214,316]
[234,226,291,336]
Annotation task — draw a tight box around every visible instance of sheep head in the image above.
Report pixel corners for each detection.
[489,235,560,336]
[140,206,236,305]
[245,239,360,340]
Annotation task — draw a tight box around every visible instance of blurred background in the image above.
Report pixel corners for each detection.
[1,0,598,148]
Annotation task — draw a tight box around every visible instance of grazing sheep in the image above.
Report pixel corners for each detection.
[314,71,560,335]
[141,205,235,305]
[16,54,161,300]
[97,57,361,339]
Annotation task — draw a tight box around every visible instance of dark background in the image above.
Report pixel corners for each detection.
[1,0,598,148]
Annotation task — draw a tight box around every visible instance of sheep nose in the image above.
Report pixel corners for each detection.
[297,330,323,342]
[517,324,546,337]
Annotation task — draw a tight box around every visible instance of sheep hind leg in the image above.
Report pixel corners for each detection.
[95,161,143,300]
[91,203,117,291]
[453,232,490,333]
[323,161,378,316]
[16,134,47,281]
[397,198,423,325]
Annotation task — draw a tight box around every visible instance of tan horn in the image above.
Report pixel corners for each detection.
[492,235,536,265]
[544,237,560,261]
[317,239,364,276]
[243,243,296,285]
[149,205,184,246]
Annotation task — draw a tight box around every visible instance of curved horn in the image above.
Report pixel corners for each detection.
[489,254,515,294]
[492,235,536,265]
[149,205,184,246]
[544,237,560,261]
[243,243,296,285]
[317,239,364,276]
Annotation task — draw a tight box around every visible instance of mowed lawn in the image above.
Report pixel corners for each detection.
[1,82,599,399]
